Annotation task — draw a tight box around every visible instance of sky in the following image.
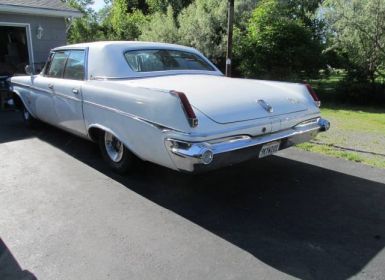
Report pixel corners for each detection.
[91,0,106,11]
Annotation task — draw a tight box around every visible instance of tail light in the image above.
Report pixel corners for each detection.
[170,90,198,127]
[304,83,321,107]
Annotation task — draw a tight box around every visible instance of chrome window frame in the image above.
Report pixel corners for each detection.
[41,47,89,81]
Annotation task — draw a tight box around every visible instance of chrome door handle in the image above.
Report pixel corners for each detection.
[48,84,54,89]
[72,88,79,94]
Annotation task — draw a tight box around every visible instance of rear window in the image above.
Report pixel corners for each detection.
[124,49,214,72]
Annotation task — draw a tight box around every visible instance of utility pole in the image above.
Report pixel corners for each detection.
[226,0,234,77]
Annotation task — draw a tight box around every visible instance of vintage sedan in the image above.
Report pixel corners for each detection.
[9,41,330,173]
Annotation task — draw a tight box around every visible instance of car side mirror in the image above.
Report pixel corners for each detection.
[25,65,33,76]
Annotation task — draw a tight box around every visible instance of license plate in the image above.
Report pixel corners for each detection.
[259,141,281,158]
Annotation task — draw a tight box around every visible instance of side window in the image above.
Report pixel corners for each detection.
[42,53,54,75]
[46,51,70,78]
[63,50,86,80]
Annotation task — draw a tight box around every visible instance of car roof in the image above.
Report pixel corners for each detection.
[53,41,197,53]
[51,41,222,79]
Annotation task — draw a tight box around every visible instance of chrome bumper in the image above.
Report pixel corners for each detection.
[165,118,330,172]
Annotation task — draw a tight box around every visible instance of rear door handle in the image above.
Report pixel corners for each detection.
[72,88,79,94]
[48,84,54,89]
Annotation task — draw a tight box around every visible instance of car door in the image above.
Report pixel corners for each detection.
[51,49,87,136]
[30,51,69,125]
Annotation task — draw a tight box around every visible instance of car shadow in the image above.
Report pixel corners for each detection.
[1,110,385,280]
[0,111,34,144]
[0,239,37,280]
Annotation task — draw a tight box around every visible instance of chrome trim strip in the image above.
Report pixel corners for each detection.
[84,47,89,81]
[12,81,82,102]
[12,81,51,95]
[92,71,223,80]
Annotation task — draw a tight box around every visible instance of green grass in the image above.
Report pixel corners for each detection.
[301,69,385,168]
[321,105,385,132]
[298,69,385,168]
[297,104,385,169]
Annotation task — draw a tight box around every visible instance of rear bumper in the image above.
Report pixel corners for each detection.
[165,118,330,172]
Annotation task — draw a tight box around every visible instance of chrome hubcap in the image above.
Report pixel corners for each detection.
[104,132,124,163]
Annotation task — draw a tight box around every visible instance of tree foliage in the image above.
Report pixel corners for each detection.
[65,0,107,43]
[139,0,259,69]
[139,6,179,43]
[66,0,324,79]
[107,0,147,40]
[178,0,227,62]
[147,0,192,15]
[235,0,323,80]
[323,0,385,83]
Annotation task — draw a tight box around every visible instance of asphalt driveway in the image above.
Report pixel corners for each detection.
[1,110,385,280]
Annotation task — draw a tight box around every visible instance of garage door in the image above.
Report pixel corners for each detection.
[0,25,29,76]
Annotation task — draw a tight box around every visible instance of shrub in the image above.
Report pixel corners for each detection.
[335,80,385,105]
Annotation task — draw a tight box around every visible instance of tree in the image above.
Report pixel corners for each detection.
[63,0,94,14]
[146,0,192,16]
[234,0,260,28]
[64,0,107,43]
[108,0,147,40]
[121,0,148,13]
[178,0,228,64]
[139,6,179,42]
[234,0,323,80]
[323,0,385,83]
[139,0,259,69]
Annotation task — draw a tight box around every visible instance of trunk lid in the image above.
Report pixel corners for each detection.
[124,75,309,124]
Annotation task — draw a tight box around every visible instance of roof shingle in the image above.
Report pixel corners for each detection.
[0,0,79,12]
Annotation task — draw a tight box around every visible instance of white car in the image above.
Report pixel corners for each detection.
[9,41,330,173]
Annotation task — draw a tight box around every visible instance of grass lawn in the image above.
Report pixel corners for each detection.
[297,104,385,169]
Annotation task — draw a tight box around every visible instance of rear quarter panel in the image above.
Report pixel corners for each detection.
[81,81,193,169]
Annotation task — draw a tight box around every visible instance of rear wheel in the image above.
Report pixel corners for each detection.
[98,131,135,174]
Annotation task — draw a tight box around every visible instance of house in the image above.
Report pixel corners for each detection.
[0,0,81,76]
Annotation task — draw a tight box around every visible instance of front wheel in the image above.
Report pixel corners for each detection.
[21,104,39,128]
[98,131,135,174]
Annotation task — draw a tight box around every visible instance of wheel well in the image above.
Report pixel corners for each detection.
[12,92,23,109]
[88,127,104,142]
[89,126,142,161]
